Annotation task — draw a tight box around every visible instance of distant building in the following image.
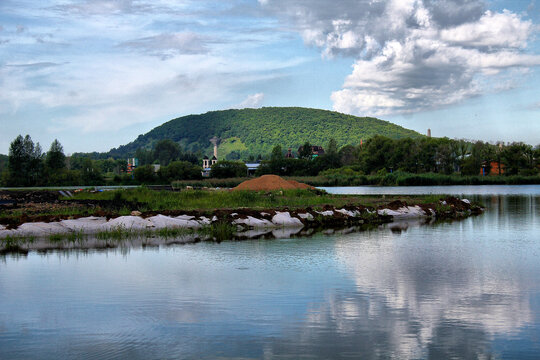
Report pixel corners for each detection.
[127,158,138,174]
[480,161,505,176]
[298,145,325,158]
[285,148,294,158]
[201,153,219,177]
[245,162,261,176]
[202,156,210,169]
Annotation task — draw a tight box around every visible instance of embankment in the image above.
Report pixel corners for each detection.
[0,196,482,253]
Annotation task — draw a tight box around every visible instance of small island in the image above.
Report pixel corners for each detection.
[0,176,483,253]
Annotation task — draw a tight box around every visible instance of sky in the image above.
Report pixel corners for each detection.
[0,0,539,154]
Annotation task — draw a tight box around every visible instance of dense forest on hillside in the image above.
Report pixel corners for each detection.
[108,107,422,159]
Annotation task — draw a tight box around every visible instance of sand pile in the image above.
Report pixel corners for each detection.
[233,175,314,191]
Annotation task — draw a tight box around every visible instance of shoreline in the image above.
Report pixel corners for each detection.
[1,196,483,253]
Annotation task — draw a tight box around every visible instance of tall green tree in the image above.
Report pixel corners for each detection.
[133,164,156,183]
[134,148,154,165]
[502,142,532,175]
[45,139,66,171]
[80,158,104,185]
[359,135,393,174]
[154,139,180,166]
[7,134,43,186]
[210,161,247,178]
[298,142,312,159]
[338,145,359,166]
[159,161,202,181]
[268,145,284,174]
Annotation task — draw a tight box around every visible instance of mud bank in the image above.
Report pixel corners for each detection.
[0,196,482,252]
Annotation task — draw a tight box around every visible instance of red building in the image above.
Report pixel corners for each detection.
[480,161,505,176]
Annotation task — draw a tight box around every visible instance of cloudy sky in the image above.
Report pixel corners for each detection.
[1,0,539,154]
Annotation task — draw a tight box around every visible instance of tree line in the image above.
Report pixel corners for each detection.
[254,136,540,177]
[0,136,203,186]
[1,134,539,187]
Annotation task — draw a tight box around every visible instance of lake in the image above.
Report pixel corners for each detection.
[1,186,540,359]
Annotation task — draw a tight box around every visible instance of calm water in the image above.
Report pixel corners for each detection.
[1,187,540,359]
[321,184,540,196]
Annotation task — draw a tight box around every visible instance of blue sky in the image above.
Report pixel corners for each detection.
[0,0,539,154]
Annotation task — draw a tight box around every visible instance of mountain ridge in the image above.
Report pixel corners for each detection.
[108,107,423,159]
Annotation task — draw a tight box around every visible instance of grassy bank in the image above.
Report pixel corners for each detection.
[171,173,540,189]
[0,187,480,229]
[66,187,443,212]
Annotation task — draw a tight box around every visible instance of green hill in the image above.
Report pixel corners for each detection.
[109,107,422,158]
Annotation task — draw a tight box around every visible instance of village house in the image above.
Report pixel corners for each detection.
[297,145,325,158]
[480,161,505,176]
[202,155,217,177]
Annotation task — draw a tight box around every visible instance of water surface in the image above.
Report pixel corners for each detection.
[1,186,540,359]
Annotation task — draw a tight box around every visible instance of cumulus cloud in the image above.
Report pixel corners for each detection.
[120,32,211,59]
[260,0,540,116]
[235,92,265,108]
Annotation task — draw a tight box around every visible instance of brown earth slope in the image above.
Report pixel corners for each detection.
[232,175,314,191]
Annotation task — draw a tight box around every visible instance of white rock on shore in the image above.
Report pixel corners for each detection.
[148,215,201,229]
[100,216,154,230]
[60,217,107,232]
[17,221,71,236]
[335,209,360,217]
[377,205,427,219]
[271,212,303,227]
[297,213,314,221]
[233,216,274,228]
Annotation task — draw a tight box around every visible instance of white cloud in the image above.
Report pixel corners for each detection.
[260,0,540,116]
[120,32,211,59]
[235,93,265,109]
[440,10,533,48]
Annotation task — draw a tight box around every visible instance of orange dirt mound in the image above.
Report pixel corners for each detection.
[232,175,314,191]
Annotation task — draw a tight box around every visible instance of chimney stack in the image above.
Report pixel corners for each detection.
[209,136,220,159]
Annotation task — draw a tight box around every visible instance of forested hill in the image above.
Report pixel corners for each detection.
[108,107,422,158]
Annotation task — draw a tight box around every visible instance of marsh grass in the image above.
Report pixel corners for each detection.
[199,222,236,241]
[48,233,64,242]
[95,226,134,241]
[0,222,239,249]
[66,187,425,211]
[156,227,193,238]
[0,235,35,252]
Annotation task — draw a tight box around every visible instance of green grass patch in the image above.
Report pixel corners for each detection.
[66,187,399,211]
[199,222,236,241]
